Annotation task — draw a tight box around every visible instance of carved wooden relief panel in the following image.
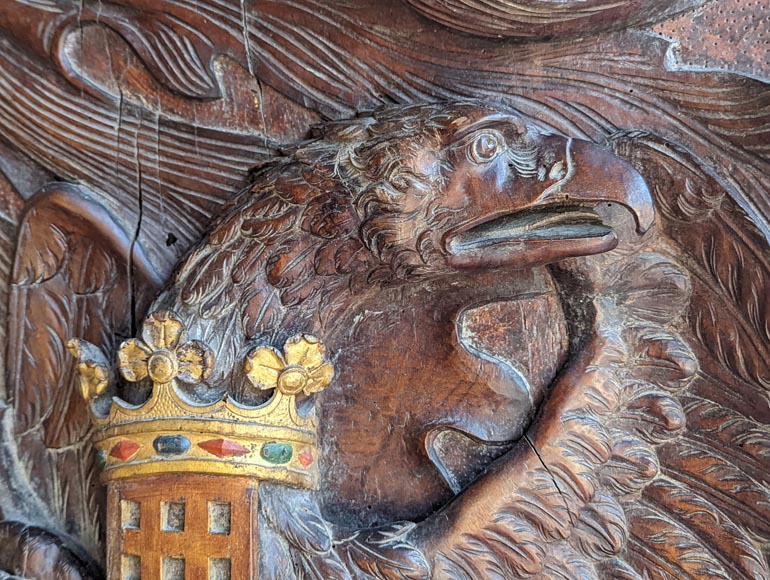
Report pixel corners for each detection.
[0,1,769,579]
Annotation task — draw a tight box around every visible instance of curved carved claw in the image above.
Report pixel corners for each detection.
[0,521,102,580]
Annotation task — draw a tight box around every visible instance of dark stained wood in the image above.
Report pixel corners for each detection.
[0,1,769,579]
[653,0,770,82]
[403,0,709,38]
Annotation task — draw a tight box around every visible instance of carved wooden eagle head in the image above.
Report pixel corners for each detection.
[150,101,658,527]
[276,101,655,277]
[164,100,654,336]
[6,97,770,580]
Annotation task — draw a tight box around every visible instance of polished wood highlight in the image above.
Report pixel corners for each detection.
[0,1,769,579]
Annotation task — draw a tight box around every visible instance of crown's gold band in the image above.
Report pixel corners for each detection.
[97,430,317,487]
[91,384,319,487]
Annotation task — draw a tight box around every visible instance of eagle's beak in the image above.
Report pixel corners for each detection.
[534,138,655,235]
[446,138,655,270]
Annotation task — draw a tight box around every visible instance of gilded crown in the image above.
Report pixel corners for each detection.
[68,311,334,490]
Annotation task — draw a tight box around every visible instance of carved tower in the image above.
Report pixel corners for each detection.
[71,312,331,579]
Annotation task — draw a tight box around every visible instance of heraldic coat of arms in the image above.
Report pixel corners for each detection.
[0,1,769,579]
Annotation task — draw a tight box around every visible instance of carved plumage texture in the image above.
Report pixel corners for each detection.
[256,211,770,580]
[155,104,472,387]
[0,185,162,566]
[160,105,770,579]
[0,1,769,579]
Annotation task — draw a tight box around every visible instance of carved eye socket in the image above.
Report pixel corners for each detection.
[469,132,504,163]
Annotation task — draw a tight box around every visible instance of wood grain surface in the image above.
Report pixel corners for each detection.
[0,1,768,578]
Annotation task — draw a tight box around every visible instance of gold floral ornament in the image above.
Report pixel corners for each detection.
[245,335,334,396]
[118,310,214,385]
[67,338,111,400]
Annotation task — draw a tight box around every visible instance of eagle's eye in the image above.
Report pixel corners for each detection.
[469,132,505,164]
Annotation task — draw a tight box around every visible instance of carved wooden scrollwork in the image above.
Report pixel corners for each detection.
[0,1,769,579]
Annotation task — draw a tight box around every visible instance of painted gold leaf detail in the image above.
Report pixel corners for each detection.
[117,339,151,382]
[245,346,285,390]
[117,311,215,386]
[67,338,110,400]
[245,335,334,396]
[176,339,215,383]
[284,335,326,369]
[77,364,109,400]
[306,362,334,395]
[141,310,185,350]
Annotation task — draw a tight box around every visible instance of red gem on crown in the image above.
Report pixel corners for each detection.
[109,440,141,461]
[298,450,314,468]
[198,438,250,458]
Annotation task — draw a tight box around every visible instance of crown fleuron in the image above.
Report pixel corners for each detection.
[68,311,333,490]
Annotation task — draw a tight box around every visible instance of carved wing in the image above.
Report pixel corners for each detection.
[160,161,371,386]
[413,139,770,580]
[612,135,770,579]
[1,1,770,577]
[257,134,770,580]
[402,0,708,38]
[1,184,162,561]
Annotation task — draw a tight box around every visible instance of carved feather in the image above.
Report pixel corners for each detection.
[258,518,298,580]
[659,438,770,539]
[2,184,161,558]
[260,486,334,556]
[643,478,769,580]
[571,492,627,562]
[607,253,691,323]
[596,558,644,580]
[536,543,598,580]
[626,502,736,580]
[259,484,353,580]
[681,396,770,483]
[599,432,659,497]
[70,4,221,99]
[0,521,100,579]
[337,523,429,580]
[615,391,686,445]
